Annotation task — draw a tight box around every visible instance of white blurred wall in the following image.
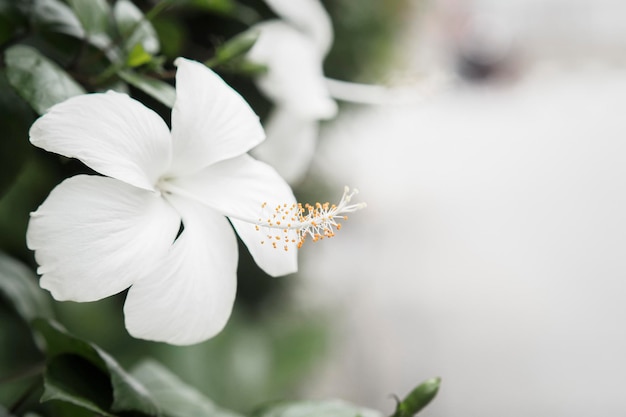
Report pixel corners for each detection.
[295,1,626,416]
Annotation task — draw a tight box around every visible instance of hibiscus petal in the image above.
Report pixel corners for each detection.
[251,107,319,184]
[169,58,265,176]
[124,196,238,345]
[166,154,298,276]
[29,91,172,191]
[27,175,180,302]
[249,21,337,119]
[229,216,299,277]
[263,0,333,54]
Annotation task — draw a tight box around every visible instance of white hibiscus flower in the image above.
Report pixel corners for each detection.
[27,58,301,345]
[248,0,337,184]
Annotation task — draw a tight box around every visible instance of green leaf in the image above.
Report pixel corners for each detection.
[67,0,111,47]
[29,0,85,39]
[0,252,53,322]
[391,378,441,417]
[0,155,61,257]
[4,45,86,114]
[42,354,115,417]
[205,31,259,68]
[118,70,175,107]
[0,69,34,198]
[182,0,236,14]
[0,404,17,417]
[152,16,185,59]
[253,400,383,417]
[131,360,244,417]
[126,43,153,67]
[0,0,28,45]
[113,0,160,55]
[34,319,161,416]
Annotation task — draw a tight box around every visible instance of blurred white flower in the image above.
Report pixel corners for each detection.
[248,0,337,184]
[27,58,299,346]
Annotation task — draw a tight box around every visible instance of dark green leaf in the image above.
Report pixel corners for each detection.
[204,31,269,77]
[131,360,244,417]
[42,354,115,417]
[0,69,34,198]
[152,16,185,59]
[33,319,161,416]
[34,319,105,367]
[391,378,441,417]
[0,0,28,45]
[4,45,85,114]
[30,0,85,39]
[113,0,160,55]
[214,31,259,63]
[0,155,61,258]
[98,348,160,415]
[0,252,53,322]
[67,0,111,47]
[118,70,175,107]
[220,59,267,76]
[182,0,236,14]
[0,404,17,417]
[253,400,383,417]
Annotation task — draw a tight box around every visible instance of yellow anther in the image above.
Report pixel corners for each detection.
[254,187,365,250]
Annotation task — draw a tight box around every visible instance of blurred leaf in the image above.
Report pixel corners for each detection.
[34,319,160,416]
[131,360,244,417]
[221,59,267,76]
[29,0,85,39]
[184,0,236,14]
[322,0,409,82]
[42,354,115,417]
[147,311,328,413]
[152,16,185,59]
[119,70,175,107]
[205,31,259,68]
[0,252,53,322]
[266,315,327,393]
[113,0,160,55]
[0,155,60,258]
[253,400,383,417]
[170,0,260,24]
[0,0,28,45]
[34,319,108,370]
[0,69,34,198]
[126,43,153,67]
[4,45,86,114]
[0,293,46,412]
[0,404,18,417]
[391,378,441,417]
[67,0,111,48]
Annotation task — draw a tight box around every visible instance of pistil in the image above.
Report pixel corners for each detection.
[256,186,366,250]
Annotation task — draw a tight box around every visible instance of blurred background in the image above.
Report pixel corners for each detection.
[3,0,626,416]
[295,0,626,416]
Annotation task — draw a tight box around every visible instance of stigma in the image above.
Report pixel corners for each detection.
[256,187,366,250]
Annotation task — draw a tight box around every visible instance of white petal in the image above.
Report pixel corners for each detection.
[169,58,265,176]
[229,216,299,277]
[252,107,318,184]
[27,175,180,302]
[248,22,337,120]
[29,92,172,191]
[124,196,238,345]
[263,0,333,54]
[166,154,298,276]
